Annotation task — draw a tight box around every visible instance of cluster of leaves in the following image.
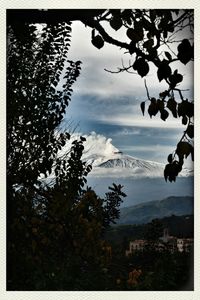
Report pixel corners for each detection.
[7,22,82,186]
[140,89,194,181]
[86,9,194,181]
[90,10,193,76]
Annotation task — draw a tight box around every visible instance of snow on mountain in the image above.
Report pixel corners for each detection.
[80,132,193,179]
[55,131,192,179]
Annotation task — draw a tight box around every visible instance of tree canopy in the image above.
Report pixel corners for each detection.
[7,17,126,290]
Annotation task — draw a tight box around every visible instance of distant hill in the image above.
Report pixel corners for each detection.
[117,196,194,225]
[105,214,194,245]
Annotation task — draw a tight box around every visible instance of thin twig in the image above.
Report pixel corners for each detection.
[144,79,151,100]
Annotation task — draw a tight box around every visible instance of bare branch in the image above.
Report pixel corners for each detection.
[144,79,151,100]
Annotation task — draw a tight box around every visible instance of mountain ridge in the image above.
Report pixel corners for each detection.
[117,195,194,225]
[84,153,193,178]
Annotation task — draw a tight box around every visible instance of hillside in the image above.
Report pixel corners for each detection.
[117,196,193,225]
[105,214,194,245]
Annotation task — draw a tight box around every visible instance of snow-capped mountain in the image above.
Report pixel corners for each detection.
[84,152,192,178]
[57,131,193,179]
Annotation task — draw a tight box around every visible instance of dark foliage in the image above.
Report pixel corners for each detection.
[7,21,126,290]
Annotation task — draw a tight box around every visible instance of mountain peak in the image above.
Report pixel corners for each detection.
[84,152,192,178]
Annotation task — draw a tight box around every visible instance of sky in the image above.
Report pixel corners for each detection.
[60,16,194,167]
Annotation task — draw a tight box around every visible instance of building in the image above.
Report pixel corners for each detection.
[177,238,193,252]
[125,239,146,256]
[125,228,193,256]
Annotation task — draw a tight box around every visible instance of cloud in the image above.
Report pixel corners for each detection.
[119,144,175,153]
[99,113,185,129]
[57,131,119,159]
[112,128,141,136]
[82,131,119,157]
[66,21,193,100]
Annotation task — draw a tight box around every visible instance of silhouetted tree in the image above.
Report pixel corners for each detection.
[7,20,126,290]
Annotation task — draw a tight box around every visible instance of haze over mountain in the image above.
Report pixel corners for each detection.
[79,132,193,178]
[117,196,194,225]
[54,132,194,207]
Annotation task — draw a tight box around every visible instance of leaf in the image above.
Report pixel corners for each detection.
[185,101,194,118]
[91,35,104,49]
[80,136,86,142]
[140,101,145,115]
[143,39,154,50]
[164,164,171,182]
[169,71,183,87]
[157,99,165,111]
[182,115,188,125]
[110,16,123,31]
[176,141,191,158]
[167,154,173,163]
[157,62,172,82]
[133,58,149,77]
[177,100,193,118]
[126,28,143,42]
[137,60,149,77]
[121,9,133,25]
[160,109,169,121]
[177,102,184,117]
[126,28,135,40]
[177,39,193,65]
[165,51,172,61]
[148,102,158,118]
[167,98,177,118]
[133,58,141,70]
[186,124,194,139]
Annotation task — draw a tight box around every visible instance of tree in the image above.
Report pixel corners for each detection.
[8,9,194,181]
[145,219,164,241]
[85,9,194,182]
[7,20,126,290]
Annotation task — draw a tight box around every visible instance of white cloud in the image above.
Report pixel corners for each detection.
[82,131,119,157]
[66,21,193,100]
[120,144,174,153]
[99,113,185,128]
[112,128,141,136]
[57,131,119,160]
